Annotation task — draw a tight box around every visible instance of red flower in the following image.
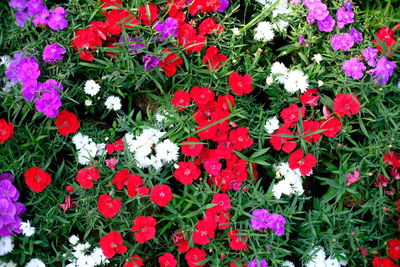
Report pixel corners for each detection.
[384,151,400,168]
[202,46,227,70]
[333,94,361,117]
[199,18,224,36]
[24,167,52,193]
[76,165,100,189]
[204,158,222,176]
[320,117,342,138]
[150,185,173,207]
[227,229,248,251]
[54,110,80,136]
[185,247,207,267]
[124,255,144,267]
[173,229,189,253]
[188,0,220,16]
[181,137,204,157]
[172,90,191,111]
[97,194,122,218]
[177,23,206,54]
[174,161,201,185]
[71,28,102,61]
[158,253,177,267]
[288,149,317,176]
[131,216,157,243]
[160,48,183,76]
[301,120,321,143]
[106,9,138,35]
[190,86,215,106]
[270,126,297,153]
[138,4,159,26]
[209,193,231,213]
[99,231,127,258]
[372,256,398,267]
[217,94,235,111]
[0,119,14,143]
[374,27,397,53]
[375,174,390,188]
[192,218,216,245]
[388,239,400,259]
[229,127,253,150]
[216,211,230,230]
[229,72,252,95]
[299,88,319,106]
[106,138,125,155]
[280,104,305,128]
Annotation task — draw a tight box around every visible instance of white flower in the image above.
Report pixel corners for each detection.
[255,0,290,17]
[84,100,92,106]
[254,21,275,42]
[105,96,122,111]
[90,247,109,265]
[72,133,91,150]
[264,116,280,134]
[266,75,274,85]
[0,55,11,68]
[77,141,98,165]
[305,247,326,267]
[272,179,292,199]
[232,27,240,35]
[0,236,13,256]
[155,113,166,124]
[84,80,100,96]
[69,235,80,245]
[325,257,341,267]
[74,243,87,252]
[318,80,324,87]
[284,70,309,94]
[270,62,288,83]
[96,143,106,157]
[0,261,17,267]
[156,139,180,163]
[25,258,46,267]
[313,54,323,64]
[272,162,304,199]
[76,255,95,267]
[273,20,289,31]
[281,261,295,267]
[20,221,35,237]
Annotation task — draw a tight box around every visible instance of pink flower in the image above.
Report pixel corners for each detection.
[203,159,222,176]
[375,174,390,188]
[106,158,119,169]
[345,170,360,186]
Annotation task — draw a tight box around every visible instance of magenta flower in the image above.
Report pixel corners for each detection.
[361,47,379,67]
[331,33,354,51]
[342,58,366,80]
[47,7,68,30]
[336,6,354,29]
[349,28,363,43]
[43,43,66,64]
[266,213,286,236]
[143,54,159,71]
[27,0,46,17]
[21,79,40,101]
[16,56,40,83]
[374,174,390,188]
[250,209,270,231]
[317,15,335,32]
[203,159,222,176]
[34,91,62,118]
[345,170,360,186]
[105,158,119,169]
[32,8,49,27]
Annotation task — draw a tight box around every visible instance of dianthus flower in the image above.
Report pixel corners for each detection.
[288,149,317,176]
[342,58,366,80]
[202,46,227,70]
[24,167,52,193]
[331,33,354,51]
[185,247,207,267]
[43,43,66,64]
[0,119,14,143]
[172,90,191,111]
[229,127,253,150]
[99,231,127,258]
[174,161,201,185]
[76,165,100,189]
[158,253,177,267]
[97,194,121,218]
[55,110,80,136]
[138,4,159,25]
[181,137,203,157]
[150,185,173,207]
[131,216,157,243]
[333,94,361,117]
[229,72,252,95]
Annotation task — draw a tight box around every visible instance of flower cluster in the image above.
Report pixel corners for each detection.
[9,0,68,29]
[305,246,347,267]
[72,133,106,165]
[272,162,304,199]
[66,235,109,267]
[250,209,286,236]
[267,62,309,94]
[0,172,26,236]
[376,150,400,191]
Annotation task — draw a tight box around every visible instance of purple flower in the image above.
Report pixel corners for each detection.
[32,8,49,27]
[342,58,366,80]
[317,15,335,32]
[361,47,379,67]
[14,202,26,216]
[119,35,145,53]
[43,43,66,64]
[0,181,19,202]
[27,0,46,17]
[369,56,397,85]
[266,213,286,236]
[0,198,16,228]
[35,91,62,118]
[331,33,354,51]
[217,0,229,12]
[21,79,40,101]
[298,35,306,45]
[250,209,270,230]
[248,260,268,267]
[47,7,68,30]
[16,56,40,83]
[0,173,14,183]
[143,54,159,71]
[336,6,354,29]
[15,9,30,27]
[349,28,363,43]
[40,79,63,94]
[154,18,178,40]
[303,0,323,9]
[9,0,28,10]
[308,3,329,21]
[290,0,302,3]
[343,0,354,10]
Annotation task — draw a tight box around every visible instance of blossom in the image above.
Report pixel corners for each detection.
[283,70,309,94]
[17,56,40,83]
[143,54,159,71]
[270,126,296,153]
[174,161,201,185]
[43,43,66,64]
[181,137,203,157]
[159,48,183,76]
[229,127,253,150]
[361,47,379,67]
[124,255,144,267]
[97,194,121,218]
[254,21,275,42]
[131,216,157,243]
[138,4,159,25]
[25,258,46,267]
[349,27,363,43]
[267,213,286,236]
[388,239,400,259]
[228,229,248,250]
[19,221,35,237]
[199,18,224,36]
[84,80,100,96]
[24,167,52,193]
[270,62,288,83]
[333,94,361,117]
[331,33,354,51]
[105,96,122,111]
[248,259,268,267]
[299,88,319,106]
[288,149,317,176]
[317,15,335,32]
[202,46,227,70]
[193,218,216,245]
[185,247,207,267]
[229,72,252,95]
[342,58,366,80]
[264,116,280,134]
[154,17,178,39]
[372,257,397,267]
[312,54,323,64]
[34,91,62,118]
[76,166,100,189]
[172,90,191,111]
[0,236,13,256]
[302,120,322,143]
[155,139,180,163]
[55,110,80,136]
[119,35,145,53]
[150,185,173,207]
[204,159,222,176]
[369,56,397,86]
[47,7,68,30]
[374,174,389,188]
[158,253,177,267]
[250,209,270,230]
[280,104,305,128]
[384,151,400,168]
[177,23,206,53]
[0,119,14,143]
[99,231,127,258]
[345,170,360,186]
[320,117,342,138]
[336,6,354,29]
[190,86,215,106]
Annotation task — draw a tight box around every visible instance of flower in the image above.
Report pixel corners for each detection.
[317,15,335,32]
[264,116,280,134]
[150,185,173,207]
[384,151,400,168]
[248,259,268,267]
[124,255,144,267]
[34,91,62,118]
[172,90,191,111]
[76,166,100,189]
[47,7,68,30]
[97,194,121,218]
[288,149,317,176]
[229,127,253,150]
[320,117,342,138]
[254,21,275,42]
[69,235,79,245]
[204,159,222,176]
[349,27,363,43]
[270,126,296,153]
[17,56,40,83]
[266,213,286,236]
[283,70,309,94]
[229,72,252,95]
[24,167,52,193]
[55,110,80,136]
[361,47,379,67]
[143,54,159,71]
[154,17,178,39]
[25,258,46,267]
[84,80,100,96]
[299,88,319,106]
[270,62,288,83]
[336,6,354,29]
[199,18,224,36]
[0,119,14,143]
[99,231,127,258]
[331,33,354,51]
[228,229,248,250]
[333,94,361,117]
[369,56,397,86]
[342,58,366,80]
[372,257,397,267]
[375,174,389,188]
[193,218,216,245]
[202,46,227,70]
[250,209,270,230]
[181,137,203,157]
[387,239,400,259]
[42,43,66,64]
[105,96,122,111]
[174,161,201,185]
[185,248,207,267]
[159,48,183,76]
[345,170,360,186]
[0,236,13,256]
[138,4,159,25]
[158,253,177,267]
[131,216,157,243]
[302,120,322,143]
[19,221,35,237]
[209,193,231,213]
[190,86,215,106]
[280,104,305,128]
[313,54,323,64]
